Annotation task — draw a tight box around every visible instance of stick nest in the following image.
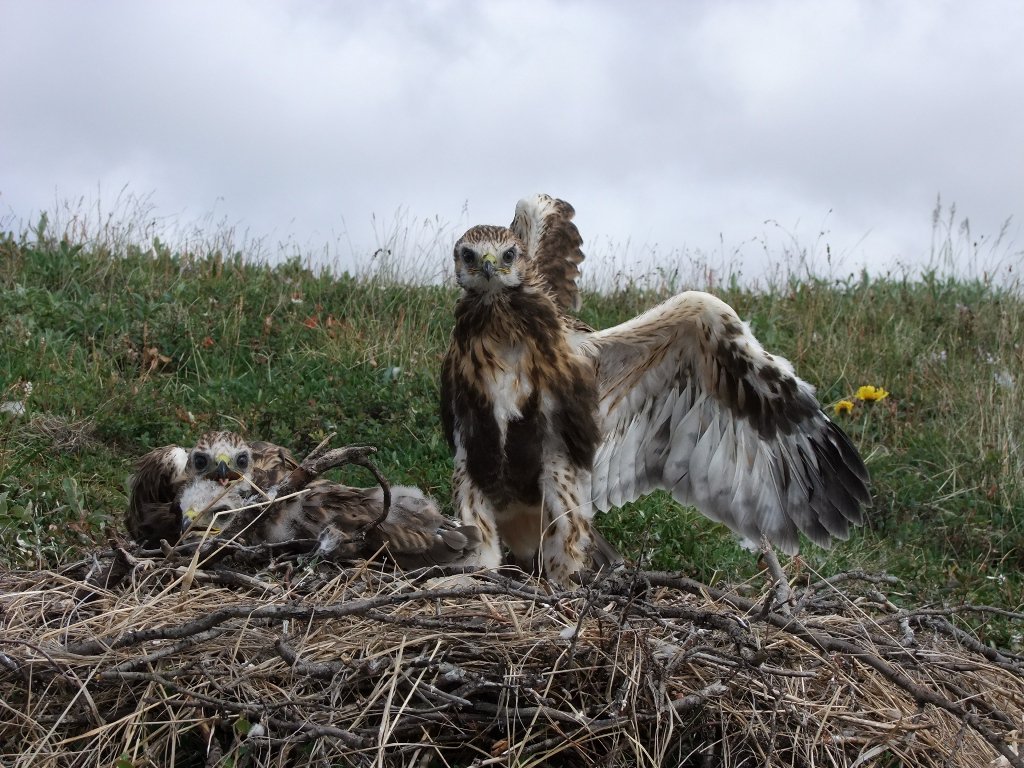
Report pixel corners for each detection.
[1,547,1022,767]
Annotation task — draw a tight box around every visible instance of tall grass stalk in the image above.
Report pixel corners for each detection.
[1,200,1021,644]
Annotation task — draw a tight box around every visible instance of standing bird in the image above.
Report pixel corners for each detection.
[440,194,870,583]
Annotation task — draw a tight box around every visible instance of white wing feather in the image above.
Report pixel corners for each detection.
[583,291,869,554]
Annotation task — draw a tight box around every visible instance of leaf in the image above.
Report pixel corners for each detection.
[62,476,84,519]
[234,716,252,736]
[142,346,172,372]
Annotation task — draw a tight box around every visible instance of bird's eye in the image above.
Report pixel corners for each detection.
[460,247,476,265]
[192,452,209,472]
[501,247,516,264]
[236,453,250,470]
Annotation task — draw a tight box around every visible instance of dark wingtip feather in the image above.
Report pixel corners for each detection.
[811,416,871,529]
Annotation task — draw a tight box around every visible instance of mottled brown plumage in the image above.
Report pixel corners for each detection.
[441,198,613,582]
[509,194,585,312]
[126,431,296,547]
[585,291,870,552]
[233,480,482,569]
[128,431,480,568]
[442,194,870,583]
[126,444,189,546]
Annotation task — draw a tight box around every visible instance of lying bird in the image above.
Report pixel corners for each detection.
[180,476,481,570]
[174,476,249,537]
[127,430,481,568]
[126,430,295,547]
[441,194,870,583]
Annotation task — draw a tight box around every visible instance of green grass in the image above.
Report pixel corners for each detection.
[1,213,1022,646]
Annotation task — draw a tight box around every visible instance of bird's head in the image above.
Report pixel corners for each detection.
[188,431,252,486]
[177,478,244,536]
[453,225,527,297]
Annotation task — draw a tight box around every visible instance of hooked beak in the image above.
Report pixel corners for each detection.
[181,507,221,535]
[209,452,240,484]
[480,252,497,279]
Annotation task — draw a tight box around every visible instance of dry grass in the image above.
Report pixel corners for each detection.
[23,414,99,454]
[1,548,1021,768]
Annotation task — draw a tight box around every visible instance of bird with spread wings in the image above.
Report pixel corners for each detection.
[126,430,480,568]
[441,194,870,583]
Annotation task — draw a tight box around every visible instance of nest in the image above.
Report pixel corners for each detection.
[1,544,1022,768]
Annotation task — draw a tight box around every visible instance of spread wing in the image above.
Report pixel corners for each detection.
[510,193,585,312]
[126,444,189,546]
[583,291,870,554]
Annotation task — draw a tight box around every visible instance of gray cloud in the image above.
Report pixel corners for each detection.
[2,0,1021,285]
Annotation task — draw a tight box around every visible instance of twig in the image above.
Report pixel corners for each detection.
[917,615,1023,673]
[760,538,793,615]
[276,445,379,498]
[640,571,1024,768]
[63,581,557,656]
[144,683,370,748]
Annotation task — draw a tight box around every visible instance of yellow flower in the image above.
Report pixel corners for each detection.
[855,385,889,402]
[833,399,854,415]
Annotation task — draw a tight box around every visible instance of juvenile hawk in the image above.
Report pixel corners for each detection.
[441,194,870,583]
[211,478,481,569]
[126,430,295,547]
[176,477,249,537]
[127,431,481,568]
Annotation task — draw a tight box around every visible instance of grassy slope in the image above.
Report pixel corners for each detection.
[1,226,1021,643]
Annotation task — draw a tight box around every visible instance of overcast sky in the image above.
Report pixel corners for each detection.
[2,1,1022,286]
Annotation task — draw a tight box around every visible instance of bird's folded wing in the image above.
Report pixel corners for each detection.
[510,194,585,312]
[307,483,482,567]
[373,487,483,565]
[126,444,189,544]
[583,291,870,554]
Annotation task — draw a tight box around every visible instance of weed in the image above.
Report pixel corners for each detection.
[1,204,1021,645]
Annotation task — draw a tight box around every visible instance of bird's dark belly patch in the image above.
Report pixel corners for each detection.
[463,392,545,508]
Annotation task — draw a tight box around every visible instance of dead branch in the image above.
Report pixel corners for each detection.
[2,557,1021,768]
[637,570,1024,768]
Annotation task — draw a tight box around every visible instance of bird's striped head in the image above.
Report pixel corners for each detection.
[188,431,252,485]
[453,225,527,297]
